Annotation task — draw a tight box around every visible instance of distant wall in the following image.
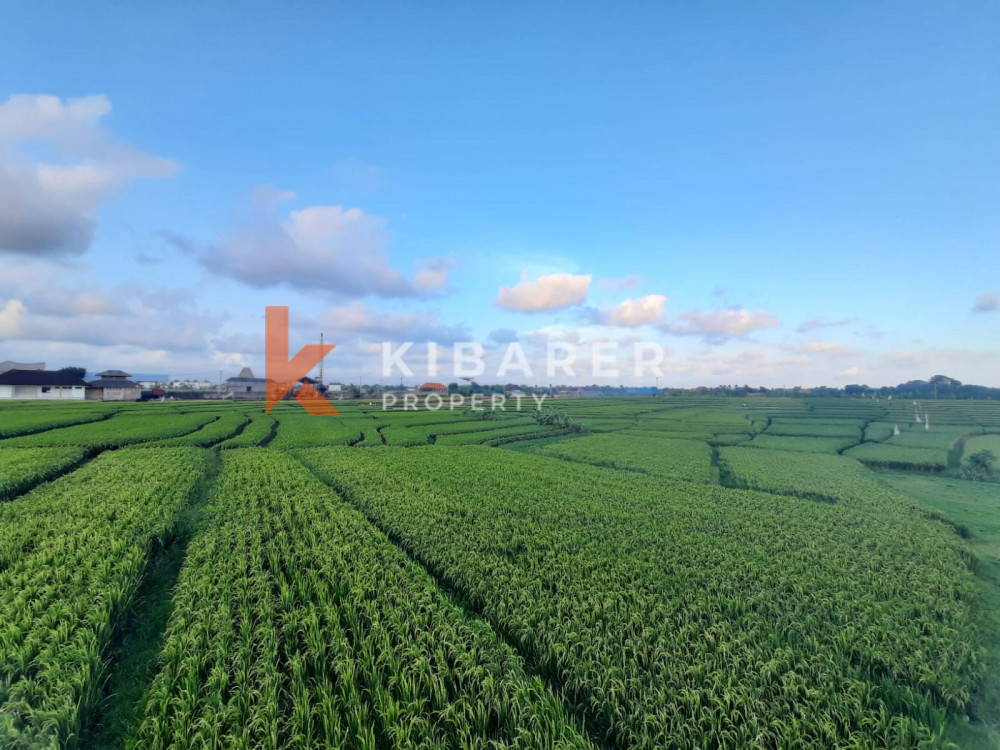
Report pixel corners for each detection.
[0,384,85,400]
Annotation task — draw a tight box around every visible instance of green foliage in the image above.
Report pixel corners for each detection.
[132,450,592,749]
[406,416,534,444]
[147,412,249,447]
[749,434,859,453]
[962,449,997,482]
[845,443,950,472]
[0,448,204,749]
[298,446,982,749]
[56,366,87,379]
[436,423,570,446]
[963,435,1000,463]
[765,420,863,439]
[1,398,997,749]
[0,412,215,449]
[267,414,366,448]
[215,412,276,448]
[533,407,582,431]
[0,406,115,440]
[864,421,898,441]
[540,433,712,482]
[0,447,86,501]
[718,446,923,510]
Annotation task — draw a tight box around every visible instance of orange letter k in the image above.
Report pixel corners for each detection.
[265,306,338,415]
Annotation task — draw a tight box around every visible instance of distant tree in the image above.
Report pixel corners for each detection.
[962,450,996,481]
[58,366,86,379]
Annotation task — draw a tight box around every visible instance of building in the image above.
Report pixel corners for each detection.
[132,373,170,389]
[418,382,448,392]
[225,366,267,400]
[0,361,45,375]
[86,370,142,401]
[168,379,213,390]
[0,369,87,400]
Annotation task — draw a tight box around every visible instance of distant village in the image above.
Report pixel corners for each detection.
[2,361,996,402]
[0,361,664,402]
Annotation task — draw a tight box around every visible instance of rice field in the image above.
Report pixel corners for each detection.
[0,396,997,749]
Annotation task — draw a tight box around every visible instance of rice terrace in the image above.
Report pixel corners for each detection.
[1,395,998,749]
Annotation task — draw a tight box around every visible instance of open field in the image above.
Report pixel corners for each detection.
[0,396,997,748]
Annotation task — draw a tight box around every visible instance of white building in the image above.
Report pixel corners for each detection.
[168,379,213,390]
[0,369,87,400]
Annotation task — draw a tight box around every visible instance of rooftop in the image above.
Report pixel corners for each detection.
[0,369,88,387]
[88,378,140,389]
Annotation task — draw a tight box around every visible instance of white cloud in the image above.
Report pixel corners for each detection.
[494,272,591,312]
[0,94,177,257]
[0,299,25,336]
[973,292,999,313]
[606,295,667,327]
[664,308,779,341]
[414,257,454,292]
[840,366,861,378]
[0,261,218,352]
[198,189,448,298]
[316,300,470,343]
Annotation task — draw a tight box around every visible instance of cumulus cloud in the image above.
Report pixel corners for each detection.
[0,259,218,351]
[973,292,999,313]
[0,299,25,336]
[840,366,861,378]
[606,295,667,327]
[211,332,266,358]
[597,275,641,293]
[0,94,177,257]
[316,300,470,343]
[0,293,217,350]
[663,308,779,341]
[494,272,591,312]
[414,257,454,292]
[197,190,448,298]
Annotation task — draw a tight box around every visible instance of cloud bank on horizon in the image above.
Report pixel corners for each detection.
[1,3,998,387]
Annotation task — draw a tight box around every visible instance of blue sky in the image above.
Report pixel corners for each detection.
[1,1,998,386]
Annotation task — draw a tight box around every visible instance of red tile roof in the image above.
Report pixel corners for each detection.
[418,382,448,391]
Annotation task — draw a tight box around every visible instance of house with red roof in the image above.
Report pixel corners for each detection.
[418,382,448,392]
